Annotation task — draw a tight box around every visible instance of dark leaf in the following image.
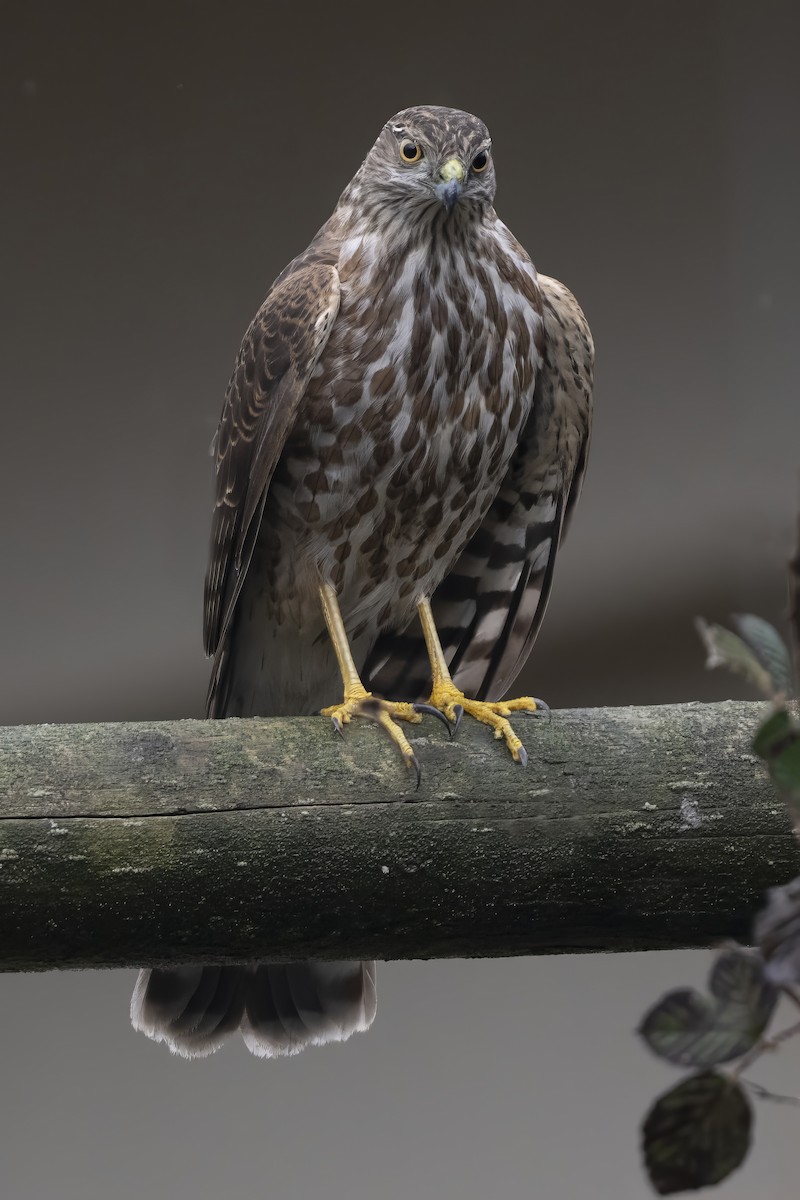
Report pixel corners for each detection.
[639,949,777,1067]
[755,875,800,986]
[752,708,796,758]
[709,948,778,1019]
[731,614,794,697]
[695,618,774,696]
[642,1071,752,1195]
[753,708,800,808]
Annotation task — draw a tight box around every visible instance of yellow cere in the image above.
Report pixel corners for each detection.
[439,158,465,183]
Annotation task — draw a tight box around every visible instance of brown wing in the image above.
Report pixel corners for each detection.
[204,261,340,714]
[365,274,593,702]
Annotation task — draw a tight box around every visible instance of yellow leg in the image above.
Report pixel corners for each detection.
[319,582,424,783]
[417,598,543,765]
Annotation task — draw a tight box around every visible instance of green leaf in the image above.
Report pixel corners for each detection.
[731,614,794,697]
[695,618,774,696]
[642,1072,752,1195]
[709,948,777,1014]
[753,708,800,806]
[752,707,795,757]
[639,949,777,1067]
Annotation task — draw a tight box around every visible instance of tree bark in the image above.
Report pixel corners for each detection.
[0,701,796,971]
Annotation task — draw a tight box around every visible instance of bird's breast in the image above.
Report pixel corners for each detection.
[266,224,544,624]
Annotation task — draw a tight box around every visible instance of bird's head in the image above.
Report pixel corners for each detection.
[355,105,496,223]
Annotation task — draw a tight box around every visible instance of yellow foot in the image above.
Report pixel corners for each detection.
[322,688,431,786]
[426,681,548,766]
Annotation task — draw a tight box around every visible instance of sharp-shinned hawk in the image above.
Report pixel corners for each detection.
[132,105,594,1058]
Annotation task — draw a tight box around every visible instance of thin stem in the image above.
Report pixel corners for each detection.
[742,1078,800,1107]
[732,1017,800,1079]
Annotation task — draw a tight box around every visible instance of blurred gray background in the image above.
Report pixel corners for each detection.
[2,0,800,1196]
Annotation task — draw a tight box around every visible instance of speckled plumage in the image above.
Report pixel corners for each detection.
[132,106,593,1058]
[205,105,592,719]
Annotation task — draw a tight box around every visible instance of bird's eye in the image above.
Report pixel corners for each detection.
[472,150,489,173]
[400,140,423,163]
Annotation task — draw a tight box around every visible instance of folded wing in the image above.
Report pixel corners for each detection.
[204,260,341,716]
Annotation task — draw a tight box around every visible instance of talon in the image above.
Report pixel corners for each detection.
[413,598,546,766]
[413,702,454,734]
[408,753,422,791]
[422,683,543,764]
[530,697,550,718]
[323,689,423,781]
[318,584,423,780]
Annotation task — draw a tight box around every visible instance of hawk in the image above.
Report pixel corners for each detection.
[131,105,593,1058]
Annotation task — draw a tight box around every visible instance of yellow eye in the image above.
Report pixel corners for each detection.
[472,150,489,173]
[400,140,423,163]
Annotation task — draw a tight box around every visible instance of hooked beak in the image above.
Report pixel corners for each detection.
[435,157,465,213]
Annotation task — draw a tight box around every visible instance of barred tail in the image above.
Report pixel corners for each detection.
[131,961,377,1058]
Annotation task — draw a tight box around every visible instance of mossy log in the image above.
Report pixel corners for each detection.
[0,702,796,970]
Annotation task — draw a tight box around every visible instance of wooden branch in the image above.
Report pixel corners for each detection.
[0,702,796,971]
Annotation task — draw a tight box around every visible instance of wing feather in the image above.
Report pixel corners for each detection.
[203,260,340,714]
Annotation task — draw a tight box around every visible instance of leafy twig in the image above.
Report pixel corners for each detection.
[640,513,800,1195]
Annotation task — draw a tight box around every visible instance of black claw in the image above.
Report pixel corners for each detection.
[413,702,453,734]
[451,704,464,738]
[516,744,528,768]
[331,716,345,738]
[530,698,551,718]
[407,753,422,792]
